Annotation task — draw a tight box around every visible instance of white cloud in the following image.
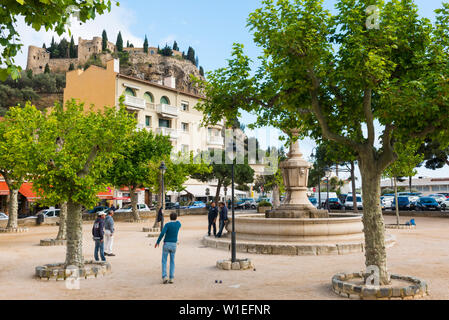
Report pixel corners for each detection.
[14,4,143,69]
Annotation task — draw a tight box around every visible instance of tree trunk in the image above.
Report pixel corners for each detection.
[272,184,281,208]
[56,202,68,240]
[214,180,222,204]
[351,161,358,213]
[359,156,390,285]
[65,200,84,268]
[394,177,400,227]
[130,187,140,221]
[409,176,412,193]
[6,189,19,230]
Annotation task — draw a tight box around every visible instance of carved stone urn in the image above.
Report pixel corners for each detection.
[266,129,328,219]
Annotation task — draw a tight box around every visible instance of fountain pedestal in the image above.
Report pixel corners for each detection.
[266,131,328,218]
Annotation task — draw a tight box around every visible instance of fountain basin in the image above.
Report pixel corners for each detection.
[225,213,364,242]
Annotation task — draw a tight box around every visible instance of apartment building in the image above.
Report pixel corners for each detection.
[63,59,227,206]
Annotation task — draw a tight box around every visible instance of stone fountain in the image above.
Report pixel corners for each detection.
[203,130,395,256]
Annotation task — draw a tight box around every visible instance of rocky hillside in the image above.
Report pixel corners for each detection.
[121,52,204,95]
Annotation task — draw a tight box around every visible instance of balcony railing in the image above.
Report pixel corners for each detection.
[207,135,224,146]
[156,127,178,139]
[156,104,179,118]
[124,95,145,110]
[146,102,155,110]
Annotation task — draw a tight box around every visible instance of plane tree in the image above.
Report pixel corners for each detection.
[194,0,449,285]
[32,99,135,268]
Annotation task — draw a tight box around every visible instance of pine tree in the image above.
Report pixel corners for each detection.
[69,36,77,58]
[102,30,108,51]
[116,31,123,52]
[173,41,179,52]
[143,35,149,53]
[187,47,195,65]
[199,66,204,77]
[44,63,50,74]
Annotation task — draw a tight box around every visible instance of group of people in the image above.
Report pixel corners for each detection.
[90,202,230,284]
[92,210,116,261]
[207,202,228,238]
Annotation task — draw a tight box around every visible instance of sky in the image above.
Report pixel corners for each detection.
[13,0,449,185]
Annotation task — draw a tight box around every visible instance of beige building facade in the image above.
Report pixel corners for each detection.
[64,59,228,205]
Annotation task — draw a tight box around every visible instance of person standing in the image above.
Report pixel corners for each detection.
[207,202,218,236]
[155,213,181,284]
[92,212,106,262]
[104,210,115,257]
[216,202,228,238]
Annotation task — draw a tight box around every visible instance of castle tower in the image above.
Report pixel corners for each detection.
[26,46,50,74]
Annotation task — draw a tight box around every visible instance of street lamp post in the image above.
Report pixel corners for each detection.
[159,161,167,229]
[231,162,236,263]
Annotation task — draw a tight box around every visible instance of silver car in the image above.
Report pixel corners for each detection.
[0,212,8,220]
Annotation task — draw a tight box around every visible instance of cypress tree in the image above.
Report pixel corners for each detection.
[116,31,123,52]
[102,30,108,51]
[69,36,77,58]
[195,56,199,67]
[126,40,130,48]
[173,41,179,52]
[43,43,46,49]
[44,63,50,74]
[199,66,204,77]
[143,35,149,53]
[187,47,195,65]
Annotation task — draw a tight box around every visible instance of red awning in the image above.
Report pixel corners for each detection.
[112,197,130,200]
[0,181,9,196]
[119,187,145,192]
[19,182,40,202]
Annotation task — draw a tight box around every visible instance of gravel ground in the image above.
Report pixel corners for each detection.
[0,214,448,300]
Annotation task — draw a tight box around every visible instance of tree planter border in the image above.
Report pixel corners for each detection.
[35,260,111,280]
[216,258,254,271]
[40,239,67,246]
[331,272,428,300]
[142,227,160,233]
[385,224,416,230]
[0,227,29,233]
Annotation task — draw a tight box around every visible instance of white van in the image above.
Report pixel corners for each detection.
[345,195,363,210]
[313,192,338,207]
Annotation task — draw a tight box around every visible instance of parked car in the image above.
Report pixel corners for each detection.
[165,202,180,210]
[187,201,206,209]
[428,194,446,204]
[437,193,449,198]
[236,198,257,210]
[28,208,61,219]
[413,197,441,211]
[391,196,412,211]
[323,198,344,210]
[344,195,363,210]
[0,212,8,220]
[381,196,394,209]
[257,197,272,204]
[442,198,449,210]
[115,203,151,213]
[87,206,110,214]
[308,197,318,208]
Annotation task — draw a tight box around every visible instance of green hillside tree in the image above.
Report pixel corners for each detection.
[102,30,108,51]
[143,35,149,53]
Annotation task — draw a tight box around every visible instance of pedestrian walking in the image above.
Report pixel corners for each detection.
[104,210,115,256]
[207,202,218,236]
[154,213,181,284]
[92,211,106,262]
[216,202,228,238]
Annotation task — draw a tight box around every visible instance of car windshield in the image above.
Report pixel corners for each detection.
[122,205,132,209]
[346,196,362,202]
[329,198,339,202]
[421,198,436,203]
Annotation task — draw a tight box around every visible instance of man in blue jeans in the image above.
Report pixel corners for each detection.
[92,211,106,262]
[155,212,181,284]
[216,202,228,238]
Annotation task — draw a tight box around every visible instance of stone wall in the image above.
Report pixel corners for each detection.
[27,46,50,74]
[48,58,78,73]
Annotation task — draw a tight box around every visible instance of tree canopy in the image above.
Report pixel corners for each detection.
[194,0,449,285]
